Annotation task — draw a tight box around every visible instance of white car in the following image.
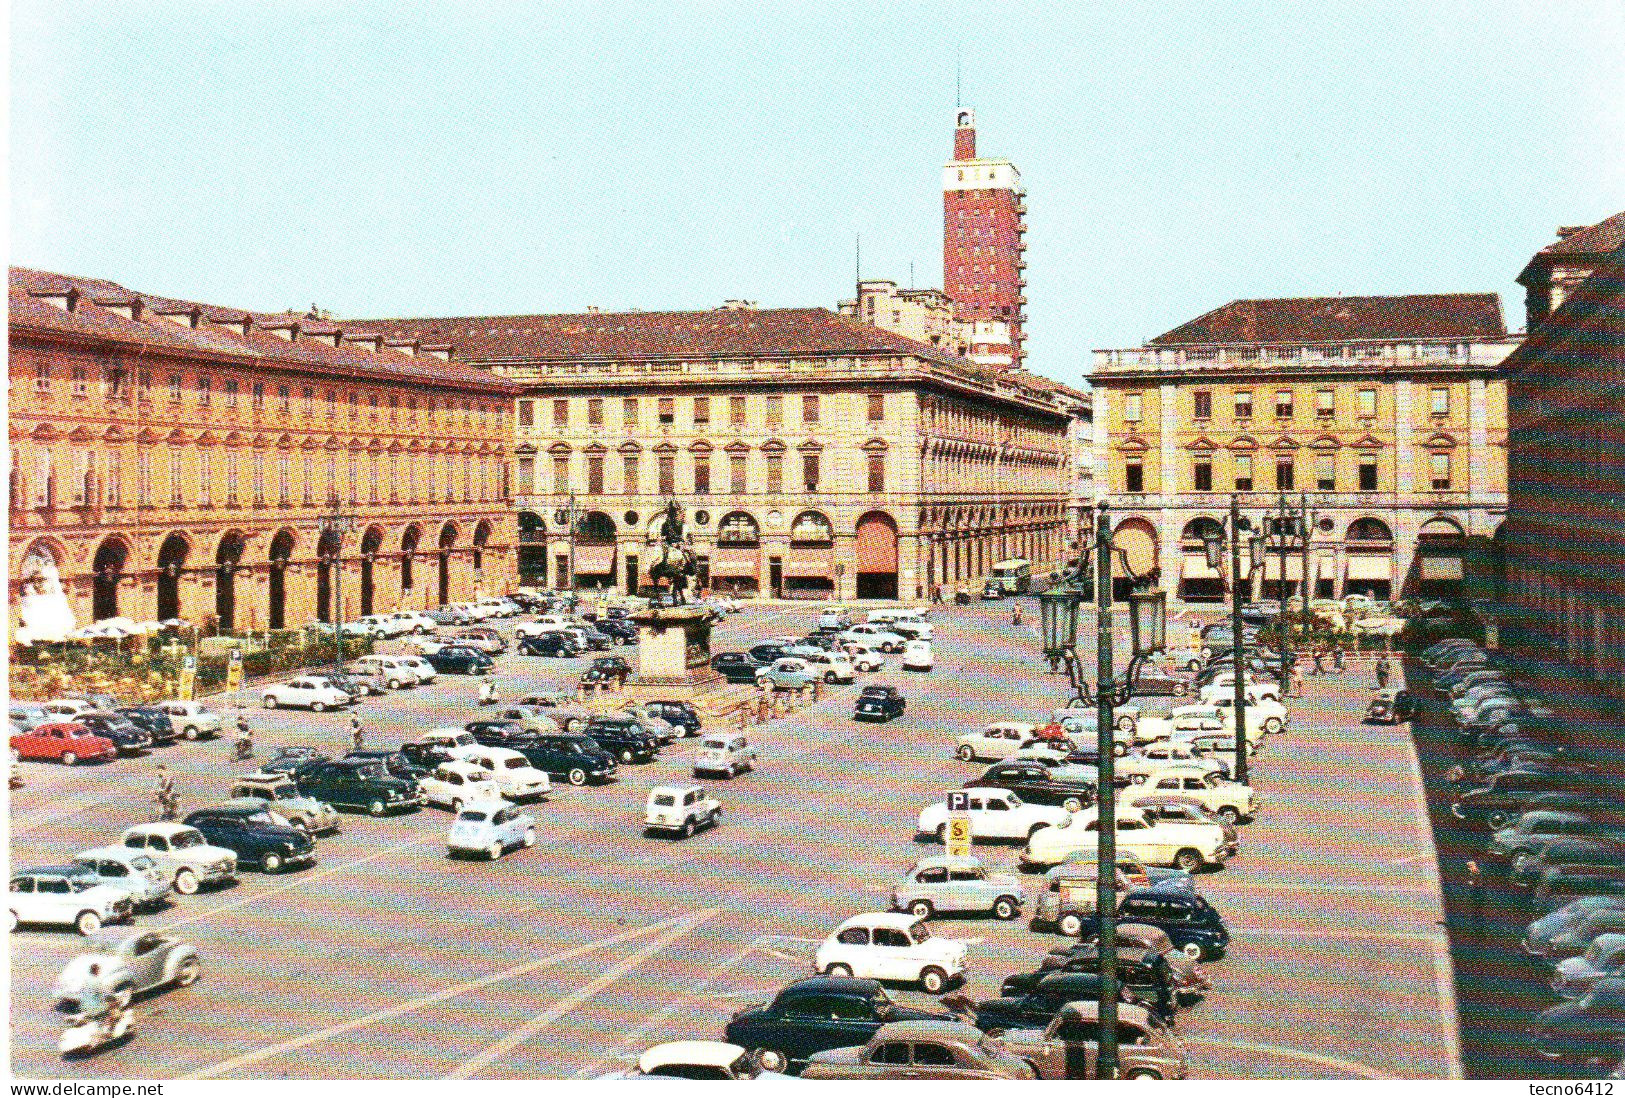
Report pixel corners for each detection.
[397,655,437,684]
[420,761,502,812]
[645,783,721,837]
[1203,694,1288,734]
[1198,680,1281,708]
[261,676,351,712]
[955,722,1035,762]
[1124,768,1259,825]
[801,651,855,683]
[9,869,133,935]
[916,787,1071,843]
[902,640,934,671]
[844,641,885,672]
[1169,701,1276,741]
[694,734,757,778]
[352,655,420,690]
[814,912,966,993]
[42,698,99,722]
[1116,750,1227,785]
[160,701,222,740]
[818,609,851,631]
[446,799,537,859]
[624,1041,784,1081]
[356,613,406,638]
[462,748,551,800]
[515,615,576,639]
[1132,711,1248,750]
[1023,806,1231,872]
[839,624,907,653]
[420,728,484,760]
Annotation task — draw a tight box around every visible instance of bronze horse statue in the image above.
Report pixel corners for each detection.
[648,501,698,604]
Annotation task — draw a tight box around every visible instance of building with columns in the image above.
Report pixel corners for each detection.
[1504,213,1625,709]
[348,305,1074,601]
[1091,293,1522,602]
[8,268,520,640]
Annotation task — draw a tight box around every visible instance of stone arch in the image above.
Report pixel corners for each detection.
[267,528,297,630]
[472,519,492,575]
[400,524,422,600]
[854,510,899,600]
[155,532,191,622]
[1347,517,1393,542]
[359,524,385,617]
[91,535,132,622]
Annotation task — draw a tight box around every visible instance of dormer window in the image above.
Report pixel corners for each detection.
[31,289,78,312]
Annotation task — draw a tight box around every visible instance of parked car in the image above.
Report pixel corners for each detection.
[623,1041,783,1080]
[1123,768,1257,825]
[645,783,720,838]
[53,932,200,1006]
[1534,977,1625,1064]
[617,704,680,745]
[157,701,222,740]
[261,676,351,712]
[424,645,494,676]
[999,947,1177,1023]
[1046,923,1209,1002]
[855,686,906,722]
[800,650,857,683]
[493,705,566,737]
[115,706,180,746]
[11,722,117,766]
[9,868,134,935]
[510,733,617,786]
[694,734,756,778]
[901,640,934,672]
[582,716,659,764]
[890,855,1024,921]
[724,976,955,1074]
[840,624,907,653]
[460,747,551,801]
[642,699,702,737]
[395,654,437,684]
[845,641,886,672]
[451,628,507,654]
[9,703,50,731]
[999,1001,1188,1079]
[917,788,1071,844]
[228,772,342,834]
[291,759,425,816]
[519,692,597,733]
[68,848,171,910]
[954,723,1035,763]
[118,823,237,895]
[446,799,537,860]
[1554,934,1625,1000]
[974,761,1094,812]
[815,912,966,993]
[182,803,316,873]
[757,658,817,691]
[342,749,429,785]
[518,632,580,658]
[712,651,765,684]
[416,728,484,761]
[1453,770,1601,830]
[388,610,439,635]
[969,971,1128,1035]
[420,761,502,812]
[801,1020,1033,1080]
[465,720,536,750]
[70,712,152,755]
[1023,806,1230,872]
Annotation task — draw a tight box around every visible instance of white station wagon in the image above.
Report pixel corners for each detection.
[814,912,967,993]
[353,655,421,690]
[916,787,1070,843]
[1023,806,1231,872]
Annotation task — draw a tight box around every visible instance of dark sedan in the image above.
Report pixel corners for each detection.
[583,716,660,764]
[115,706,181,747]
[465,720,536,749]
[999,948,1176,1022]
[855,686,905,722]
[971,971,1131,1035]
[711,652,764,685]
[519,633,580,658]
[424,645,494,676]
[724,977,953,1075]
[342,749,429,785]
[974,761,1094,811]
[74,712,153,755]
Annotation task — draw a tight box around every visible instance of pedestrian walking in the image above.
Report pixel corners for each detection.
[1375,656,1391,690]
[234,713,254,761]
[1331,647,1344,673]
[154,765,177,821]
[1311,648,1324,675]
[349,714,364,752]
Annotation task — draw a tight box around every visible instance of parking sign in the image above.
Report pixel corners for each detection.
[947,791,969,813]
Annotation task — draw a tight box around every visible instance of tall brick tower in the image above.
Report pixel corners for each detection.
[943,109,1026,370]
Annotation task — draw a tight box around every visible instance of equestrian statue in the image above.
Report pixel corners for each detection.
[649,500,698,605]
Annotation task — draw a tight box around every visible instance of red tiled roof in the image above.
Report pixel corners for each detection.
[343,307,984,368]
[8,267,519,394]
[1150,293,1507,345]
[1533,211,1625,258]
[1505,256,1625,378]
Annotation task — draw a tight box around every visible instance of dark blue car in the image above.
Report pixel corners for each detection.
[425,645,493,675]
[723,977,953,1074]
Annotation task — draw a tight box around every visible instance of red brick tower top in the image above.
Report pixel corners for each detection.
[943,109,1026,370]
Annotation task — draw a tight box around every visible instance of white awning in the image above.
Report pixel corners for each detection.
[710,551,759,578]
[1181,554,1223,580]
[1258,554,1304,580]
[1421,556,1464,580]
[573,545,617,574]
[1346,554,1392,581]
[1115,526,1158,576]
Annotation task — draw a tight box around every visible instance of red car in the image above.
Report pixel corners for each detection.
[10,721,117,765]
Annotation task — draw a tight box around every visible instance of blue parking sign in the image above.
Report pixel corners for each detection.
[947,791,969,813]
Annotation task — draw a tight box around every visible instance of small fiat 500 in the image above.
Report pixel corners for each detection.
[447,800,537,860]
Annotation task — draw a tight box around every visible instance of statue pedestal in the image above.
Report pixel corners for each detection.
[623,606,724,702]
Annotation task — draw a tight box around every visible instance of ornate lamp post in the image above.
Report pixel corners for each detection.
[1037,501,1167,1080]
[1202,496,1266,784]
[1266,494,1312,695]
[320,495,358,672]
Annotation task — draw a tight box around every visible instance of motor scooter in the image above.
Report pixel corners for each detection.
[57,1004,133,1057]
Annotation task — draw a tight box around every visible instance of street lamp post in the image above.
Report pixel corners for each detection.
[555,493,579,603]
[1203,496,1265,785]
[320,496,358,673]
[1267,494,1311,696]
[1039,502,1167,1080]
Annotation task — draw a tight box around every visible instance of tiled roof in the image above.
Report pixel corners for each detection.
[344,307,984,368]
[1533,211,1625,258]
[1150,293,1507,345]
[1505,256,1625,378]
[8,268,519,394]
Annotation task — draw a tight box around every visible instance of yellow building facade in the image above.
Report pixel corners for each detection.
[1091,294,1521,601]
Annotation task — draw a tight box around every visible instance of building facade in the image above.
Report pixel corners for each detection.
[8,268,519,640]
[1505,214,1625,706]
[349,307,1074,601]
[944,109,1026,370]
[1091,294,1521,602]
[838,280,1012,369]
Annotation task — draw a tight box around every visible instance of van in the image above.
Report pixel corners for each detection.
[645,784,721,837]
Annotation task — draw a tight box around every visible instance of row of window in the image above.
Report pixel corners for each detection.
[519,392,888,432]
[1122,386,1455,423]
[1121,452,1453,493]
[26,361,502,430]
[11,448,503,511]
[1181,343,1473,363]
[518,448,888,497]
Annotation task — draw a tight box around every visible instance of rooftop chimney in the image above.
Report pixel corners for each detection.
[1556,225,1588,240]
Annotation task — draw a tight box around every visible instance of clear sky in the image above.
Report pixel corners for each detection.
[12,1,1624,386]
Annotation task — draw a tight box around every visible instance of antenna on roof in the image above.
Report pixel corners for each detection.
[909,261,915,290]
[854,234,862,323]
[955,47,962,110]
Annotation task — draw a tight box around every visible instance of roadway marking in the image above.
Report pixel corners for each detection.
[1402,730,1464,1079]
[185,911,708,1079]
[446,908,718,1079]
[10,791,116,833]
[1228,927,1449,944]
[160,831,438,931]
[1181,1036,1391,1079]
